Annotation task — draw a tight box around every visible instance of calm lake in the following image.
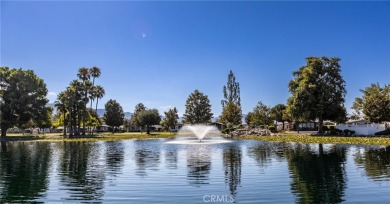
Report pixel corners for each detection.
[0,139,389,203]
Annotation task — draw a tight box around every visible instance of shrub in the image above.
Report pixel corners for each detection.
[222,127,235,134]
[268,125,276,133]
[350,130,355,136]
[329,128,342,135]
[343,129,350,136]
[375,129,390,135]
[322,126,329,132]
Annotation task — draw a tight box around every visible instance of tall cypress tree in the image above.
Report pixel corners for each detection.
[220,70,242,126]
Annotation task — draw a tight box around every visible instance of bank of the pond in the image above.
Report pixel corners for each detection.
[1,133,390,145]
[0,132,176,142]
[239,135,390,146]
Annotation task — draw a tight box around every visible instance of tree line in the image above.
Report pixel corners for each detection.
[0,57,389,137]
[53,67,105,136]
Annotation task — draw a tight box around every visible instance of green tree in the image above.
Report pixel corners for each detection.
[137,108,161,134]
[131,103,146,129]
[55,86,78,136]
[89,66,101,109]
[86,108,101,135]
[77,67,91,135]
[219,103,242,127]
[33,106,53,131]
[221,70,241,107]
[249,101,272,128]
[352,83,390,123]
[287,56,347,133]
[0,67,49,137]
[54,92,67,133]
[69,80,84,135]
[162,107,179,131]
[103,99,124,133]
[184,90,213,124]
[270,104,287,131]
[245,112,254,126]
[94,85,105,112]
[220,70,242,126]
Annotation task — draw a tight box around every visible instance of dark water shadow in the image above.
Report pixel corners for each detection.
[0,141,52,203]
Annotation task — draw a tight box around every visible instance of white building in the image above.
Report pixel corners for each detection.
[336,120,387,135]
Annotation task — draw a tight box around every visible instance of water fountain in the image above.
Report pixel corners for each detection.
[166,124,231,145]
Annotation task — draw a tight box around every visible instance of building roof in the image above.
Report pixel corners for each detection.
[346,120,370,124]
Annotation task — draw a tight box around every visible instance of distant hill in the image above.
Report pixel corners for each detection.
[96,109,133,119]
[49,104,133,119]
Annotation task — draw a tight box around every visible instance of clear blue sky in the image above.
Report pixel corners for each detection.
[1,1,389,116]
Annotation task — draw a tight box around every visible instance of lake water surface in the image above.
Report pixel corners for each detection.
[0,139,389,203]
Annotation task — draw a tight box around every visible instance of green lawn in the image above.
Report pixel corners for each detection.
[239,135,390,146]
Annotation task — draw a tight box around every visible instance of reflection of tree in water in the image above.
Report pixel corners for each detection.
[0,142,51,202]
[165,150,178,170]
[59,142,105,202]
[186,146,211,186]
[354,146,390,179]
[135,149,161,176]
[133,140,161,177]
[286,144,347,204]
[105,141,125,176]
[223,144,242,199]
[247,141,286,168]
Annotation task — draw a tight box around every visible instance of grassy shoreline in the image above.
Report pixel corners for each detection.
[1,132,390,145]
[238,135,390,146]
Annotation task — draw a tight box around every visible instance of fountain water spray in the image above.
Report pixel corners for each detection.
[178,124,220,142]
[166,124,231,145]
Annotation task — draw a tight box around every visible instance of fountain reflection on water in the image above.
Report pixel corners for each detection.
[166,124,231,145]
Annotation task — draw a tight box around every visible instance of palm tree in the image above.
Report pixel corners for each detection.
[64,86,76,137]
[54,91,67,136]
[55,87,77,137]
[70,80,83,135]
[77,67,91,135]
[77,67,90,82]
[89,86,97,109]
[95,85,105,113]
[89,66,101,109]
[89,66,101,85]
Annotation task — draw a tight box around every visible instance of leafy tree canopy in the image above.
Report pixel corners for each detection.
[287,56,347,132]
[247,101,272,128]
[220,102,242,126]
[131,103,146,127]
[162,107,179,130]
[0,67,49,136]
[352,83,390,123]
[137,108,161,134]
[103,99,124,132]
[184,89,213,124]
